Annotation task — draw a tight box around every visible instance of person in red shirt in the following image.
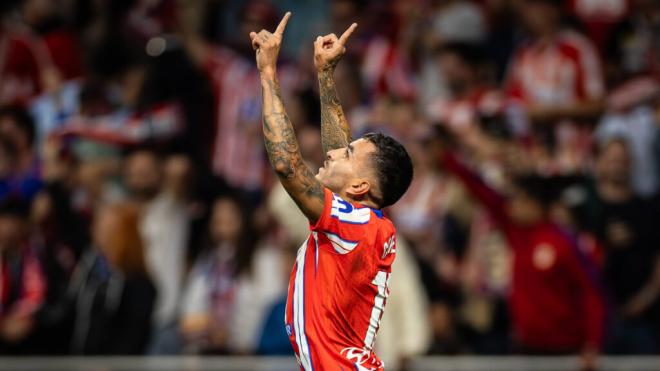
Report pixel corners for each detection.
[251,14,414,370]
[439,148,606,369]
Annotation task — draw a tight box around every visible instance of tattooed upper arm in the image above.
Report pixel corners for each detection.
[319,69,351,155]
[261,75,325,222]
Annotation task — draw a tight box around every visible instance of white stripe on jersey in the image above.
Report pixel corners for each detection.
[364,271,390,350]
[293,238,313,370]
[323,231,359,254]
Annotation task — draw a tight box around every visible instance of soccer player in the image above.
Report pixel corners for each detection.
[250,12,414,370]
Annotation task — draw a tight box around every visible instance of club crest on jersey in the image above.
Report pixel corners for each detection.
[340,347,370,365]
[340,347,383,371]
[330,193,371,224]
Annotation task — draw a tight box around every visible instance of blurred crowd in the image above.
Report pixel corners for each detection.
[0,0,659,368]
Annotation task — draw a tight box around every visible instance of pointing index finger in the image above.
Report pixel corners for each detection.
[275,12,291,35]
[338,23,357,46]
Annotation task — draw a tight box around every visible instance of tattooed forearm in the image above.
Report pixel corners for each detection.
[261,74,324,220]
[319,68,351,155]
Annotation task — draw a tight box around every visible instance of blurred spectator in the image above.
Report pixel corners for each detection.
[180,195,284,354]
[426,43,505,148]
[0,105,42,202]
[579,139,660,353]
[69,203,156,354]
[390,133,448,257]
[605,0,659,85]
[256,242,298,356]
[123,150,190,354]
[506,0,605,172]
[417,0,488,107]
[0,197,46,353]
[377,236,432,369]
[596,77,660,197]
[26,182,90,354]
[440,149,606,363]
[180,0,299,197]
[358,3,416,100]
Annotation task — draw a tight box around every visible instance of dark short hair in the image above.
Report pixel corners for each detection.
[0,105,36,147]
[362,132,413,208]
[512,174,562,208]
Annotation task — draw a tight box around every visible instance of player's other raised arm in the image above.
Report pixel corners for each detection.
[314,23,358,155]
[251,12,324,222]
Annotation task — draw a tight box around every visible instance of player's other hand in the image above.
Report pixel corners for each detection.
[250,12,291,76]
[314,23,357,72]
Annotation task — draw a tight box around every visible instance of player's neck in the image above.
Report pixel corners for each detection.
[344,193,380,210]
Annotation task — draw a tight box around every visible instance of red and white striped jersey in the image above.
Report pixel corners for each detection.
[505,30,605,173]
[203,46,299,191]
[506,30,605,106]
[285,188,397,370]
[361,36,416,100]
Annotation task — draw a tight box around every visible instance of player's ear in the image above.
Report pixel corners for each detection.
[346,179,370,199]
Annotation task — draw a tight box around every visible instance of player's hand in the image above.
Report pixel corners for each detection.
[250,12,291,76]
[313,23,357,72]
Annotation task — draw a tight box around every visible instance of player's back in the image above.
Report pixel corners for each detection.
[285,189,397,370]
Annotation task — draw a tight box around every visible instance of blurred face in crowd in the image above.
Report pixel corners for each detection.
[438,52,475,96]
[0,116,30,154]
[93,207,119,261]
[519,0,561,36]
[163,154,193,199]
[210,198,243,245]
[0,215,27,253]
[595,139,631,185]
[507,188,545,226]
[92,204,145,274]
[124,150,162,201]
[316,138,378,200]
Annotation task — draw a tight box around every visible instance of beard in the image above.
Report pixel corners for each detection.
[315,166,340,194]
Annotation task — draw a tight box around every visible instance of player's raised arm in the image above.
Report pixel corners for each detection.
[314,23,358,155]
[251,12,325,222]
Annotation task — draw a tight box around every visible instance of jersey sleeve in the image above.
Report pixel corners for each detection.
[311,188,371,254]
